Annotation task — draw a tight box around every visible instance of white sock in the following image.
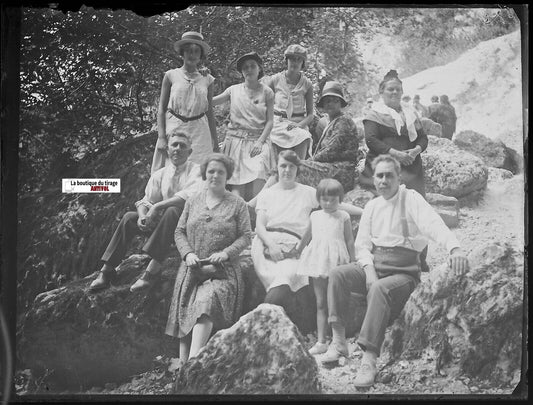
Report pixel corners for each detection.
[362,350,377,367]
[331,323,346,347]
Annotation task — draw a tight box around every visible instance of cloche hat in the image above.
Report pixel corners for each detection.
[284,44,307,60]
[174,31,211,55]
[317,81,348,108]
[236,51,263,72]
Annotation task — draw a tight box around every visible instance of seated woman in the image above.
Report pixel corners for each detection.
[298,81,361,192]
[251,150,361,328]
[263,44,314,160]
[359,70,428,197]
[165,153,252,364]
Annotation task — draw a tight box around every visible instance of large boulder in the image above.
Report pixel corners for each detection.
[381,242,523,386]
[422,135,488,199]
[17,251,318,391]
[420,117,442,137]
[488,167,514,183]
[454,130,522,174]
[173,304,321,394]
[17,254,180,391]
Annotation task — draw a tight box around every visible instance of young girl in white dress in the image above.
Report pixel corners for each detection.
[296,178,359,355]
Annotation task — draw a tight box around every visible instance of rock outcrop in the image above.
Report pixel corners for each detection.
[381,242,523,386]
[17,250,317,391]
[454,130,522,174]
[420,117,442,137]
[422,136,488,199]
[488,167,514,183]
[173,304,321,394]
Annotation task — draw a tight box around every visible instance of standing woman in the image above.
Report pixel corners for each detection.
[165,153,251,363]
[360,70,428,197]
[263,44,314,160]
[152,31,218,174]
[213,52,274,200]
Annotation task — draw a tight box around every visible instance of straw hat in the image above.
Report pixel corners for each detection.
[317,81,348,108]
[174,31,210,55]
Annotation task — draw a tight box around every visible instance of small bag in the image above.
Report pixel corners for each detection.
[190,258,227,284]
[372,187,422,274]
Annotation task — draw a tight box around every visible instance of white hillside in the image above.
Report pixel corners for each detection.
[402,30,524,154]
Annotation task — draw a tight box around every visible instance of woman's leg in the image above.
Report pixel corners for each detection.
[312,277,328,344]
[189,314,214,358]
[179,334,191,362]
[292,139,310,160]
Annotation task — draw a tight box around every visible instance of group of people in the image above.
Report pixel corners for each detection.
[88,31,469,389]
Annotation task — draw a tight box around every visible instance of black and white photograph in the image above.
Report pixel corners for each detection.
[1,2,528,401]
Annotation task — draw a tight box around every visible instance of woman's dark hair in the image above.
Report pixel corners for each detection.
[201,153,235,181]
[238,58,264,80]
[440,94,450,105]
[179,43,205,60]
[316,178,344,202]
[379,69,403,93]
[285,55,306,70]
[277,150,301,175]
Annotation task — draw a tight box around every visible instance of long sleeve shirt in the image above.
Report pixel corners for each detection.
[135,161,203,209]
[355,185,460,267]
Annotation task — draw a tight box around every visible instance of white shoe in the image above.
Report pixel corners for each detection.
[321,343,349,364]
[309,342,328,355]
[354,362,378,388]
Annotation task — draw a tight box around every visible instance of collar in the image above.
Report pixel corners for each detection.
[169,160,189,176]
[381,184,404,204]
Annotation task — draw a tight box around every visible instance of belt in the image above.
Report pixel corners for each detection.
[266,227,301,240]
[168,108,205,122]
[274,111,306,118]
[226,128,263,140]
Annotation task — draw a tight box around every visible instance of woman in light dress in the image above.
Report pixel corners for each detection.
[263,44,314,160]
[152,31,218,174]
[213,52,274,200]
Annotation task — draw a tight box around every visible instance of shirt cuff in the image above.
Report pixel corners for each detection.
[135,199,153,210]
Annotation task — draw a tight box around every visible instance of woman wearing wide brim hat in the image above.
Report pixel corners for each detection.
[296,80,362,193]
[151,30,218,174]
[261,44,314,161]
[212,51,275,201]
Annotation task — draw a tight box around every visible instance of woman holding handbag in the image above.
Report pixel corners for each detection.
[165,153,251,363]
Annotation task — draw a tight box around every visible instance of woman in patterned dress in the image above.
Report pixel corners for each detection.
[165,153,251,362]
[213,52,274,201]
[152,31,218,174]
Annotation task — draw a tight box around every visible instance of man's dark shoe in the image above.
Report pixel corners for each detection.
[130,270,161,293]
[89,268,117,292]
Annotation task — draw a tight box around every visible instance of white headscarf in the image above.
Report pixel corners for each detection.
[372,100,419,142]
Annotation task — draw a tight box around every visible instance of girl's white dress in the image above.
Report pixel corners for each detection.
[297,209,351,278]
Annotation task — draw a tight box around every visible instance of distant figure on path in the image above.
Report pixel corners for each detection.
[427,95,440,118]
[412,94,428,118]
[438,95,458,139]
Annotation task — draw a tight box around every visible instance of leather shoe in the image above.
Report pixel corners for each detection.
[354,362,378,388]
[89,268,117,292]
[321,343,349,364]
[130,270,160,292]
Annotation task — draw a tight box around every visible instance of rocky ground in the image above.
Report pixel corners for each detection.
[16,172,521,397]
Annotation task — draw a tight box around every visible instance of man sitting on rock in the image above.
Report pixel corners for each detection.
[323,154,469,388]
[89,130,203,293]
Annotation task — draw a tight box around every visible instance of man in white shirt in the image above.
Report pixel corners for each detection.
[322,154,469,387]
[89,131,203,293]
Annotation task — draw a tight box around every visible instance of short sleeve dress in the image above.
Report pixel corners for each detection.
[152,68,215,173]
[263,72,313,154]
[221,83,276,185]
[296,209,351,279]
[250,183,319,292]
[165,190,252,338]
